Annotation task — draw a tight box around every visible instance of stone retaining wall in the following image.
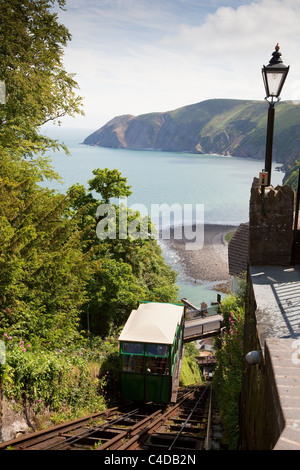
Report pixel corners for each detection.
[239,181,300,449]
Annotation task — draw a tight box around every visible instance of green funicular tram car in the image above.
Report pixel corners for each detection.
[118,301,185,404]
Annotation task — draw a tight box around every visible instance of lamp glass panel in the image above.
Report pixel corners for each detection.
[265,69,285,97]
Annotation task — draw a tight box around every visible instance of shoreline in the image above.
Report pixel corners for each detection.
[160,223,238,290]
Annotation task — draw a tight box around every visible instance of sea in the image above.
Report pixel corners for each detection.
[41,126,284,306]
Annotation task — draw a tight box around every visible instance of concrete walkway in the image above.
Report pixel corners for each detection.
[250,265,300,345]
[250,265,300,450]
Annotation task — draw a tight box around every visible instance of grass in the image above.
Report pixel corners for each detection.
[225,230,236,244]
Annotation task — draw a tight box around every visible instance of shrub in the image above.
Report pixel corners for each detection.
[213,294,245,449]
[0,333,121,425]
[180,342,203,386]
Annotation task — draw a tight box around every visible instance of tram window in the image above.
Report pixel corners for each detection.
[146,357,169,375]
[122,355,144,373]
[145,344,168,357]
[122,342,144,355]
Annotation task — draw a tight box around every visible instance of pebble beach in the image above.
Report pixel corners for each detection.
[162,224,238,292]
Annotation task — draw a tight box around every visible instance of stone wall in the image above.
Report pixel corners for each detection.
[0,395,29,443]
[0,390,54,443]
[239,279,285,449]
[248,180,294,266]
[239,181,300,449]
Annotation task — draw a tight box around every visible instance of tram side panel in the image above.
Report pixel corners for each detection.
[119,319,184,404]
[119,342,172,403]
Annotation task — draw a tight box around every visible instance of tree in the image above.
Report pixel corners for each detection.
[0,1,89,346]
[88,168,132,204]
[0,155,92,346]
[0,0,83,162]
[85,258,147,335]
[0,2,178,341]
[284,157,300,192]
[68,168,178,336]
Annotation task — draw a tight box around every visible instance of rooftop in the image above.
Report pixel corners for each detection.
[118,302,184,345]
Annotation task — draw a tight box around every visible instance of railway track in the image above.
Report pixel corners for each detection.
[0,384,222,451]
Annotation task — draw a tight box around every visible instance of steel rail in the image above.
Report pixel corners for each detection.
[96,408,163,451]
[167,384,209,450]
[0,406,119,450]
[204,384,213,450]
[118,387,200,450]
[0,385,207,451]
[43,408,140,450]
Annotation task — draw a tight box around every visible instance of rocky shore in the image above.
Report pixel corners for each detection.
[161,224,238,292]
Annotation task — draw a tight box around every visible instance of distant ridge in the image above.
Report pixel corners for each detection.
[83,99,300,166]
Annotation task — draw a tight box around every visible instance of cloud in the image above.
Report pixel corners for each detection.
[171,0,299,57]
[57,0,300,129]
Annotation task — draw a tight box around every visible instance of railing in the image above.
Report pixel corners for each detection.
[183,315,223,342]
[181,297,221,319]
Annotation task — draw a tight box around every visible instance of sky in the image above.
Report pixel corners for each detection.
[53,0,300,130]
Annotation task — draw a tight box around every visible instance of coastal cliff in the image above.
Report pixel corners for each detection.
[83,98,300,167]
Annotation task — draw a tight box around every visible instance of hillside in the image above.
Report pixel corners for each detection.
[83,99,300,167]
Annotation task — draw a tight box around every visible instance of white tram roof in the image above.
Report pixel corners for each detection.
[118,302,184,345]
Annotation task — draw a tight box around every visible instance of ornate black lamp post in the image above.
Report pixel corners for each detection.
[261,44,289,186]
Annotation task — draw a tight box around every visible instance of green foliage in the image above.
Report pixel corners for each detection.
[219,293,245,331]
[0,0,179,425]
[0,0,88,347]
[97,336,121,407]
[1,338,107,421]
[0,153,95,347]
[284,158,300,192]
[0,0,84,161]
[180,342,203,387]
[88,168,132,204]
[0,155,178,421]
[0,331,124,422]
[67,167,178,336]
[86,258,146,334]
[0,157,178,341]
[213,294,245,449]
[225,230,236,244]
